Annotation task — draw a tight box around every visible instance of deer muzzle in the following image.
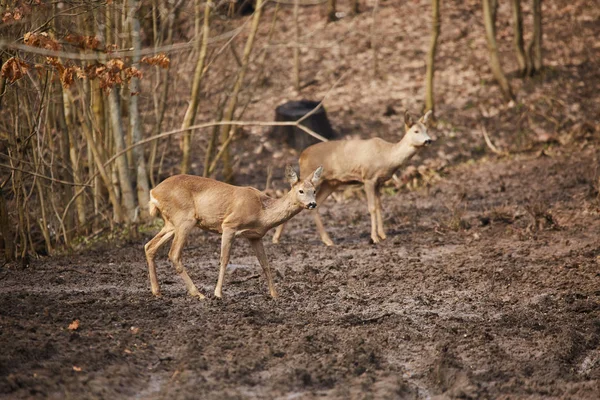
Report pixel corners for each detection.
[307,202,317,209]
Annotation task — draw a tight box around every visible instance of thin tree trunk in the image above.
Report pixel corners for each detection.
[63,87,87,229]
[327,0,337,22]
[527,0,542,75]
[293,0,300,91]
[181,0,212,174]
[510,0,527,75]
[351,0,360,15]
[425,0,440,114]
[218,0,264,182]
[482,0,514,101]
[371,0,380,77]
[0,185,15,262]
[129,0,150,219]
[108,89,136,222]
[80,114,125,223]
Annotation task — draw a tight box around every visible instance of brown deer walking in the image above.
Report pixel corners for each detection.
[145,166,322,299]
[273,110,432,246]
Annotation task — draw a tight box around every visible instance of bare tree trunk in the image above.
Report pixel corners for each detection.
[129,0,150,219]
[63,87,87,229]
[510,0,527,75]
[482,0,514,101]
[108,89,136,222]
[527,0,542,75]
[0,185,15,262]
[327,0,337,22]
[425,0,440,114]
[149,0,176,186]
[219,0,264,182]
[181,0,212,174]
[371,0,380,77]
[293,0,300,91]
[351,0,360,15]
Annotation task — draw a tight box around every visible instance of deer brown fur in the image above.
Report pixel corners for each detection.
[273,110,432,245]
[145,166,322,299]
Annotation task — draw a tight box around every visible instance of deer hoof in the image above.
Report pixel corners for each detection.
[152,291,161,297]
[378,232,387,240]
[189,289,205,299]
[322,238,335,246]
[370,236,381,244]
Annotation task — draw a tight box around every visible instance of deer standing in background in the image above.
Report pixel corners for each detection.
[145,166,323,299]
[273,110,433,246]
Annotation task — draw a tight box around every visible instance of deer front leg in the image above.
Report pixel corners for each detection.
[313,181,336,246]
[214,229,236,298]
[374,189,386,240]
[272,222,286,244]
[168,221,204,299]
[364,180,380,244]
[144,223,175,296]
[249,238,278,298]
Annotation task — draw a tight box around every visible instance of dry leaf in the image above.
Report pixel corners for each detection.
[1,57,29,83]
[68,319,80,330]
[124,349,132,354]
[130,326,140,334]
[73,366,82,372]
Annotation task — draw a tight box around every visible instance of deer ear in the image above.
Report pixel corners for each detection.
[285,165,299,186]
[311,166,323,185]
[404,111,414,130]
[419,110,433,125]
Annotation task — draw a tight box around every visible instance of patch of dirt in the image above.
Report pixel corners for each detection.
[1,147,599,399]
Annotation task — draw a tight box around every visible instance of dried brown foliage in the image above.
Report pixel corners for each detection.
[23,32,61,51]
[1,57,29,83]
[141,53,170,69]
[65,34,101,51]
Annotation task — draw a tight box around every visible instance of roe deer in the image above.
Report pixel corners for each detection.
[145,165,323,299]
[273,110,432,246]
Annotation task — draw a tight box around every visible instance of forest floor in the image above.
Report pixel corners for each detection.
[1,145,599,399]
[2,0,600,398]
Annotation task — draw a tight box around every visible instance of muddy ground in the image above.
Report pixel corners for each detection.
[2,144,599,399]
[2,0,600,398]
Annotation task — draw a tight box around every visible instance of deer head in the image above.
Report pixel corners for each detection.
[403,110,433,148]
[285,165,322,209]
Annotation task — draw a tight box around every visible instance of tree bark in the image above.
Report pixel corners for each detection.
[425,0,440,113]
[129,0,150,219]
[218,0,264,182]
[181,0,212,174]
[510,0,527,75]
[482,0,514,101]
[327,0,337,22]
[0,185,15,262]
[371,0,380,77]
[527,0,542,75]
[293,0,300,91]
[108,89,136,222]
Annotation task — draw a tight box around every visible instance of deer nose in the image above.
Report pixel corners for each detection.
[308,202,317,209]
[424,139,432,145]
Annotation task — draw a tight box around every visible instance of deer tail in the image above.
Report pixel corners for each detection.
[148,193,159,217]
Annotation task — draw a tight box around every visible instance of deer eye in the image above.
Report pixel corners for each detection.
[299,189,304,194]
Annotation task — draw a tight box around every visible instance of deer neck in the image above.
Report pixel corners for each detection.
[391,137,419,167]
[261,192,303,230]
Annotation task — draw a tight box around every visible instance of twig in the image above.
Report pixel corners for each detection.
[479,124,508,156]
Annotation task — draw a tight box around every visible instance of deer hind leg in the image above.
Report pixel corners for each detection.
[249,238,278,298]
[145,224,175,296]
[375,189,386,240]
[144,222,175,296]
[168,221,204,299]
[313,182,336,246]
[272,222,286,244]
[364,180,380,244]
[214,228,236,298]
